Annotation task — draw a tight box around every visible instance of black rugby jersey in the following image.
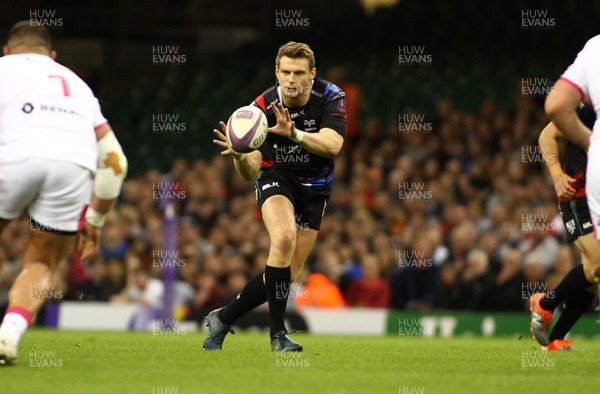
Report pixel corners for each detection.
[251,77,346,194]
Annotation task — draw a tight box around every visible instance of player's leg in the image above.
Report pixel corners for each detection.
[260,195,301,350]
[547,249,596,346]
[0,229,76,365]
[0,230,75,338]
[0,160,44,365]
[204,172,297,350]
[206,257,270,351]
[204,173,312,351]
[539,233,597,311]
[264,189,326,351]
[290,228,318,283]
[572,232,600,282]
[0,160,91,365]
[288,191,326,283]
[530,198,597,346]
[216,227,316,326]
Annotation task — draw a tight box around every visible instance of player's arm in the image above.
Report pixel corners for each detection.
[545,79,592,151]
[538,122,576,199]
[79,123,128,261]
[213,121,262,181]
[290,126,343,158]
[270,103,344,158]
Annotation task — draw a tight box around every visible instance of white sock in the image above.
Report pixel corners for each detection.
[0,313,29,345]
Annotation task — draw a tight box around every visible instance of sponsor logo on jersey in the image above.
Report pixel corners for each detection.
[290,110,305,119]
[22,103,34,113]
[262,182,280,191]
[304,119,316,128]
[583,222,592,229]
[38,104,84,118]
[311,90,323,98]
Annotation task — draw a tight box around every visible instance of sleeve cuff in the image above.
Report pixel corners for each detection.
[559,76,586,101]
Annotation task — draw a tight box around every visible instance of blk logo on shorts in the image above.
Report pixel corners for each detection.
[565,219,575,234]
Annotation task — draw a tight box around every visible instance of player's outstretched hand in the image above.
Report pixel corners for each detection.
[78,222,101,261]
[268,102,294,138]
[213,121,244,159]
[552,172,576,199]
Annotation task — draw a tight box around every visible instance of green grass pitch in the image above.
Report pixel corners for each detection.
[3,329,600,393]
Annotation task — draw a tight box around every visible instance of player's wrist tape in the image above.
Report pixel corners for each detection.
[95,130,128,199]
[291,129,304,143]
[85,207,107,228]
[235,153,247,161]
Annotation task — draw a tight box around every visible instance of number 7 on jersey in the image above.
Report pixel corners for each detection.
[48,75,71,97]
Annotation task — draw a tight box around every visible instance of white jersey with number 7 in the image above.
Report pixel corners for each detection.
[0,53,106,172]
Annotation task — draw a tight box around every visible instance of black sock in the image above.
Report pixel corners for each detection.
[219,272,267,325]
[549,290,595,342]
[264,265,291,338]
[540,264,591,311]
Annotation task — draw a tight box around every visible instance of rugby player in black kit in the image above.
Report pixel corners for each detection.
[205,42,346,352]
[530,103,597,350]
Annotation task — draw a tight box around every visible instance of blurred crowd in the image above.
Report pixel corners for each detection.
[0,88,589,324]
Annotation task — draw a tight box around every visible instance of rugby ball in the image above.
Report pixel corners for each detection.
[226,106,268,153]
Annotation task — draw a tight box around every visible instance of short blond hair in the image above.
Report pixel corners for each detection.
[275,41,315,70]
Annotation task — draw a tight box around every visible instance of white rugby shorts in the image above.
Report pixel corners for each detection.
[0,158,92,233]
